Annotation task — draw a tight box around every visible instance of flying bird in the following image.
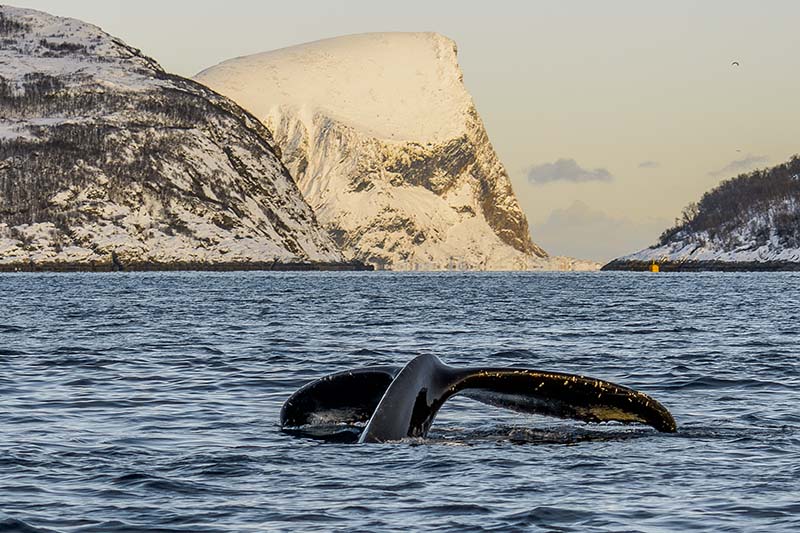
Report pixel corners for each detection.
[731,61,740,67]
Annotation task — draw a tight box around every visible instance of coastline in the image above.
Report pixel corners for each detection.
[0,260,375,273]
[602,259,800,272]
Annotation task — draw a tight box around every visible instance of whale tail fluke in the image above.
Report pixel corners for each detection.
[280,355,677,443]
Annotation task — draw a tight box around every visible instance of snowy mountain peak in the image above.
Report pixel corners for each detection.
[197,32,472,145]
[197,33,571,270]
[0,6,163,80]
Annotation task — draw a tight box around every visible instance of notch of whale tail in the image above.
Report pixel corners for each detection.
[280,355,677,443]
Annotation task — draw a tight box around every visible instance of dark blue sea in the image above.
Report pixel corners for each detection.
[1,272,798,532]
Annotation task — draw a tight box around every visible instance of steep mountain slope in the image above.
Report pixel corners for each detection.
[0,6,348,270]
[604,156,800,271]
[196,33,581,270]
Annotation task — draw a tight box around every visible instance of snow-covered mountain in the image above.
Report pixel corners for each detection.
[0,6,349,270]
[604,156,800,271]
[197,33,591,271]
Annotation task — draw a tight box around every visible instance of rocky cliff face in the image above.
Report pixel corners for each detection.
[604,156,800,270]
[196,33,564,270]
[0,6,345,269]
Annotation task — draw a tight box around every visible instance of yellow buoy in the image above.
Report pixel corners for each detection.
[650,261,660,273]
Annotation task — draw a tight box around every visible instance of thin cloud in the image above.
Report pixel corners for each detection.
[638,160,660,169]
[709,154,769,177]
[527,158,614,185]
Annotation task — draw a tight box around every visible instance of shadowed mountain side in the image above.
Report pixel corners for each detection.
[0,6,352,271]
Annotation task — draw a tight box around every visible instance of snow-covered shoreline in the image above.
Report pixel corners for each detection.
[605,157,800,271]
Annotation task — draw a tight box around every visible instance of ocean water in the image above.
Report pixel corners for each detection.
[0,272,798,532]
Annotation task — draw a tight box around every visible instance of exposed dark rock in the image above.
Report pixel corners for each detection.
[602,259,800,272]
[0,259,374,273]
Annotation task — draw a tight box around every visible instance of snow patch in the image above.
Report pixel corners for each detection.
[196,33,472,144]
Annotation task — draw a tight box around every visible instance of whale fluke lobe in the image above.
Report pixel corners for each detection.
[280,366,401,442]
[456,369,677,433]
[280,355,677,443]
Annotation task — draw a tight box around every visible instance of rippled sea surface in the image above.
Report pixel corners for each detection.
[1,272,799,532]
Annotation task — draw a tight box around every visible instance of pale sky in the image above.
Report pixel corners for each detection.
[11,0,800,261]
